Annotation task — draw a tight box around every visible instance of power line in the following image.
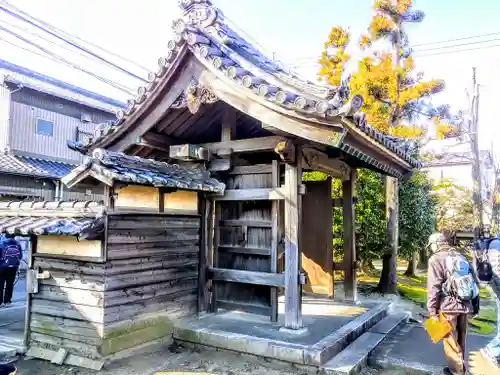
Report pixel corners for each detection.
[0,17,130,73]
[283,31,500,64]
[415,37,500,53]
[0,35,70,66]
[413,31,500,47]
[0,1,148,83]
[415,43,500,58]
[0,0,153,75]
[288,42,500,69]
[0,25,136,95]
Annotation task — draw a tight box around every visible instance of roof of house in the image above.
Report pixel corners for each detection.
[0,152,75,179]
[67,0,419,173]
[0,201,104,238]
[0,59,125,113]
[62,148,226,194]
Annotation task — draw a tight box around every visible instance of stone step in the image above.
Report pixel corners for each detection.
[321,312,409,375]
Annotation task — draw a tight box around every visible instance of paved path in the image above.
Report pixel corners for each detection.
[371,323,499,374]
[0,275,26,357]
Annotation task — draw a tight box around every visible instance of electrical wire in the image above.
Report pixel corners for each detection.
[0,25,136,95]
[288,42,500,69]
[0,1,148,83]
[0,17,129,72]
[284,31,500,65]
[413,31,500,47]
[0,0,153,75]
[0,35,70,66]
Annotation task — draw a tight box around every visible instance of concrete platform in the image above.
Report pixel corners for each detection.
[174,296,390,367]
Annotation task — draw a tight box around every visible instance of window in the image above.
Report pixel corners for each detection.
[36,119,54,136]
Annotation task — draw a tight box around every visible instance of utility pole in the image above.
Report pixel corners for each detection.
[469,67,484,240]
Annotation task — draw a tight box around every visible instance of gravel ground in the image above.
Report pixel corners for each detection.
[15,344,315,375]
[13,343,412,375]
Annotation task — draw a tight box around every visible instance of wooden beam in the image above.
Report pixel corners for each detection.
[302,148,351,181]
[198,69,346,149]
[228,164,272,175]
[284,146,303,330]
[207,267,285,287]
[221,106,237,141]
[214,188,287,201]
[200,136,286,155]
[342,168,357,301]
[218,245,271,256]
[135,132,175,153]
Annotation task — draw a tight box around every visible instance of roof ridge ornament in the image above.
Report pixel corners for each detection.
[176,0,219,30]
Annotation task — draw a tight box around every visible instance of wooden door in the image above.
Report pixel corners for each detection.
[209,162,282,321]
[301,179,334,297]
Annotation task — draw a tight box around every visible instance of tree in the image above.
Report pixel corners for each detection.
[433,178,473,233]
[399,171,437,276]
[319,0,453,293]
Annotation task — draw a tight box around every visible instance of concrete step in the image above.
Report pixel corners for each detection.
[321,312,409,375]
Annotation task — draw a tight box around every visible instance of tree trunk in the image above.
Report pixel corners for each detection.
[377,176,399,294]
[361,258,374,274]
[418,247,428,270]
[378,253,398,294]
[405,252,417,277]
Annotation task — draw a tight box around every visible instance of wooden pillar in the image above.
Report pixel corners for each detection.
[342,168,357,302]
[270,160,280,322]
[284,146,303,330]
[198,196,213,314]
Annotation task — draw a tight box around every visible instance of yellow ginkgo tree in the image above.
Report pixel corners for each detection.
[318,0,458,293]
[319,0,457,140]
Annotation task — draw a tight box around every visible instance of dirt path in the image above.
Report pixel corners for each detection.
[15,344,315,375]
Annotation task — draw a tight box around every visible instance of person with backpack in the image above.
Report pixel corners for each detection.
[0,234,22,308]
[479,236,500,367]
[427,232,479,375]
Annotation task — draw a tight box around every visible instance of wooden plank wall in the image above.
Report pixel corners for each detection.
[28,212,200,363]
[29,255,108,364]
[102,213,200,355]
[214,164,276,316]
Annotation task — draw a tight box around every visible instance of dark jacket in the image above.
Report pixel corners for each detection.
[427,245,476,316]
[0,238,23,269]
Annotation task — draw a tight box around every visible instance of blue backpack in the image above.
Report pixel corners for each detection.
[2,242,21,268]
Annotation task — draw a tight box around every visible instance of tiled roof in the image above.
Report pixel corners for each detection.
[62,148,225,194]
[0,152,76,179]
[0,59,125,113]
[0,201,104,238]
[69,0,418,169]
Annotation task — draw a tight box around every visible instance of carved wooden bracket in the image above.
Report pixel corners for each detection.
[302,147,351,181]
[171,78,219,114]
[274,140,296,164]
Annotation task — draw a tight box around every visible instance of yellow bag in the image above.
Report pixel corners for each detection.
[424,313,453,344]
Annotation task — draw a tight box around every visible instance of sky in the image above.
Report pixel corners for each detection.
[1,0,499,152]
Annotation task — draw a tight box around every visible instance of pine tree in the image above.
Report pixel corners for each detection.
[318,0,455,293]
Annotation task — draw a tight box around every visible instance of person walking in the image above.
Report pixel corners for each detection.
[427,232,479,375]
[0,233,22,308]
[480,236,500,366]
